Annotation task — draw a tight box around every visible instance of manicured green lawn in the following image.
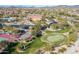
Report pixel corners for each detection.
[59,28,70,33]
[41,33,67,46]
[21,37,46,54]
[45,30,53,34]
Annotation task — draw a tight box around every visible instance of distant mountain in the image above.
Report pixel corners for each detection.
[56,5,79,8]
[0,5,79,8]
[0,5,52,8]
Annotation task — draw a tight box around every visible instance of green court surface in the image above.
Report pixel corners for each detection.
[0,37,6,42]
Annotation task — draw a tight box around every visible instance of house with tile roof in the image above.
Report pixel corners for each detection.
[0,34,19,42]
[27,14,42,22]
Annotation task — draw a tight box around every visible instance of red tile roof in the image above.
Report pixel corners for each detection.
[0,34,19,42]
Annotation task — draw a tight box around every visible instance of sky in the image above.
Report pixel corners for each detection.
[0,0,79,5]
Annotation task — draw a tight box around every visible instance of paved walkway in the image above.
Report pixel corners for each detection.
[64,37,79,54]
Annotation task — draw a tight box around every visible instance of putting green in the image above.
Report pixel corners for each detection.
[41,33,67,46]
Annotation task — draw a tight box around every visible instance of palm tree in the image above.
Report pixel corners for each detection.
[32,21,41,35]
